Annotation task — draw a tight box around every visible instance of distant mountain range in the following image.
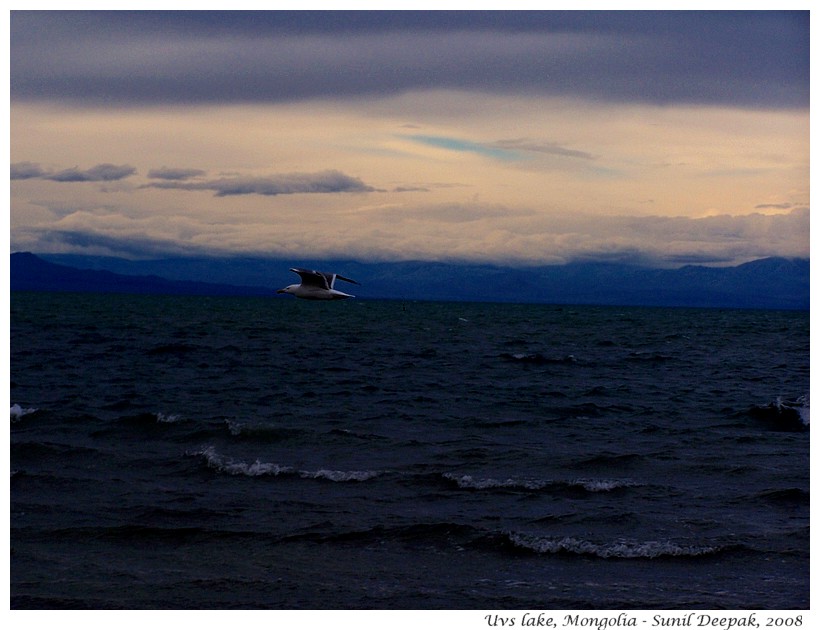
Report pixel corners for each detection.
[11,252,810,310]
[10,252,273,297]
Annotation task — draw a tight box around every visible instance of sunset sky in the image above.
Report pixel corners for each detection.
[9,10,810,266]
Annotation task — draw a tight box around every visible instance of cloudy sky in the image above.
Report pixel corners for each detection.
[10,10,810,266]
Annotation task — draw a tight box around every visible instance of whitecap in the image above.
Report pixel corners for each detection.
[224,419,244,435]
[793,393,810,426]
[300,469,381,482]
[10,404,37,421]
[776,394,810,427]
[443,473,634,493]
[194,446,293,477]
[155,412,181,423]
[443,473,547,491]
[508,533,719,559]
[570,478,636,492]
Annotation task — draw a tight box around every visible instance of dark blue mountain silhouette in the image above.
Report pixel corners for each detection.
[11,252,273,297]
[12,252,809,310]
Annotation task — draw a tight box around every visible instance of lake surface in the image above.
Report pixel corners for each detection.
[10,293,810,609]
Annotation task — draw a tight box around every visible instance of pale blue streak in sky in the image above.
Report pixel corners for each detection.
[407,135,522,162]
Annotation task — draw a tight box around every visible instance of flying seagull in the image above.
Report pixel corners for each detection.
[277,267,360,300]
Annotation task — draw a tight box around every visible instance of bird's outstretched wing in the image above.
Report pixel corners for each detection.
[332,273,360,286]
[290,268,360,290]
[290,268,330,290]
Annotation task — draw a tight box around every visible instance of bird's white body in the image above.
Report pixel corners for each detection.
[278,284,355,300]
[277,268,360,300]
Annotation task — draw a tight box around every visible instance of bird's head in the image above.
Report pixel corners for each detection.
[277,284,297,294]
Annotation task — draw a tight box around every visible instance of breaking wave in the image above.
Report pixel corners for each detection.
[747,394,809,431]
[506,533,729,559]
[155,412,182,423]
[10,404,38,421]
[194,446,294,477]
[299,469,382,482]
[269,521,736,562]
[191,446,381,482]
[442,473,636,493]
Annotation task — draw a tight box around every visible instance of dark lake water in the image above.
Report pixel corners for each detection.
[10,293,809,609]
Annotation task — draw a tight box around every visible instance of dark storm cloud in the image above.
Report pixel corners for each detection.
[147,167,207,180]
[10,11,808,108]
[22,206,806,265]
[10,161,47,179]
[47,164,138,182]
[40,229,209,258]
[11,161,137,182]
[574,208,810,266]
[144,170,375,197]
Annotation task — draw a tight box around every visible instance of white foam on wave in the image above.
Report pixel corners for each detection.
[194,447,381,481]
[794,394,809,426]
[300,469,382,482]
[196,446,293,477]
[444,473,635,492]
[776,394,810,426]
[509,533,719,559]
[10,404,37,421]
[155,412,182,423]
[224,419,244,435]
[444,473,547,490]
[571,478,636,492]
